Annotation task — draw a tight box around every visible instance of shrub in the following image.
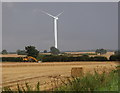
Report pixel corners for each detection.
[90,56,108,61]
[1,49,8,55]
[56,70,118,91]
[16,49,27,55]
[43,50,47,53]
[2,57,23,62]
[114,50,120,55]
[95,49,107,55]
[109,54,120,61]
[41,55,108,62]
[50,46,60,55]
[79,55,90,61]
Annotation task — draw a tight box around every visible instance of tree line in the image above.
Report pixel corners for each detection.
[1,46,120,61]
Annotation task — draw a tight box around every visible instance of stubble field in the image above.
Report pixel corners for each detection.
[1,52,118,90]
[1,61,119,90]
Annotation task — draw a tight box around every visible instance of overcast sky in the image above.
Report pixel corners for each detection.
[2,2,118,52]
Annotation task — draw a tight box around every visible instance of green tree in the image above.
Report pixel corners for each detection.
[50,46,60,55]
[25,46,39,58]
[16,49,27,55]
[114,50,120,55]
[43,50,47,53]
[110,50,120,61]
[109,54,120,61]
[2,49,8,55]
[95,48,107,55]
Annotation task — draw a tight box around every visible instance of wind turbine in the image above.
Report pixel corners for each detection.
[41,10,63,49]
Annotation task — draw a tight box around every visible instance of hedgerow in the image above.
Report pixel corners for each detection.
[41,55,108,62]
[1,57,23,62]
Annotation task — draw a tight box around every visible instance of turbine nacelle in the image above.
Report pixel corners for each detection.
[41,10,63,19]
[54,17,58,20]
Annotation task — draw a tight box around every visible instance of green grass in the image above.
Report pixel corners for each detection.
[55,70,119,91]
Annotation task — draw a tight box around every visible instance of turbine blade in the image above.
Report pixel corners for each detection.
[41,10,55,18]
[56,11,63,17]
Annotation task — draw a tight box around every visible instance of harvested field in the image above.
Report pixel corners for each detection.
[2,61,119,90]
[0,52,114,58]
[65,52,96,54]
[89,52,114,59]
[65,52,114,59]
[0,54,26,57]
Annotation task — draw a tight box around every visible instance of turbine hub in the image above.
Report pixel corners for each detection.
[55,17,58,20]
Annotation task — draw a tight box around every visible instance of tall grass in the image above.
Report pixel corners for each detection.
[3,68,119,92]
[55,69,119,91]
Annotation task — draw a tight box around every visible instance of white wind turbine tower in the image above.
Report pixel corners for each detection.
[41,10,63,49]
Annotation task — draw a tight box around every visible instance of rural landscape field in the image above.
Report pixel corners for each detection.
[1,52,120,91]
[2,61,119,91]
[1,2,119,92]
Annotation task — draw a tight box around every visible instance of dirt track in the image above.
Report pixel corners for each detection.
[2,62,119,90]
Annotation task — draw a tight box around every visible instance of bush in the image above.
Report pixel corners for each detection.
[56,70,118,91]
[114,50,120,55]
[109,54,120,61]
[50,46,60,55]
[42,55,68,62]
[90,56,108,61]
[95,48,107,55]
[16,49,27,55]
[43,50,47,53]
[41,55,108,62]
[2,57,23,62]
[1,49,8,55]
